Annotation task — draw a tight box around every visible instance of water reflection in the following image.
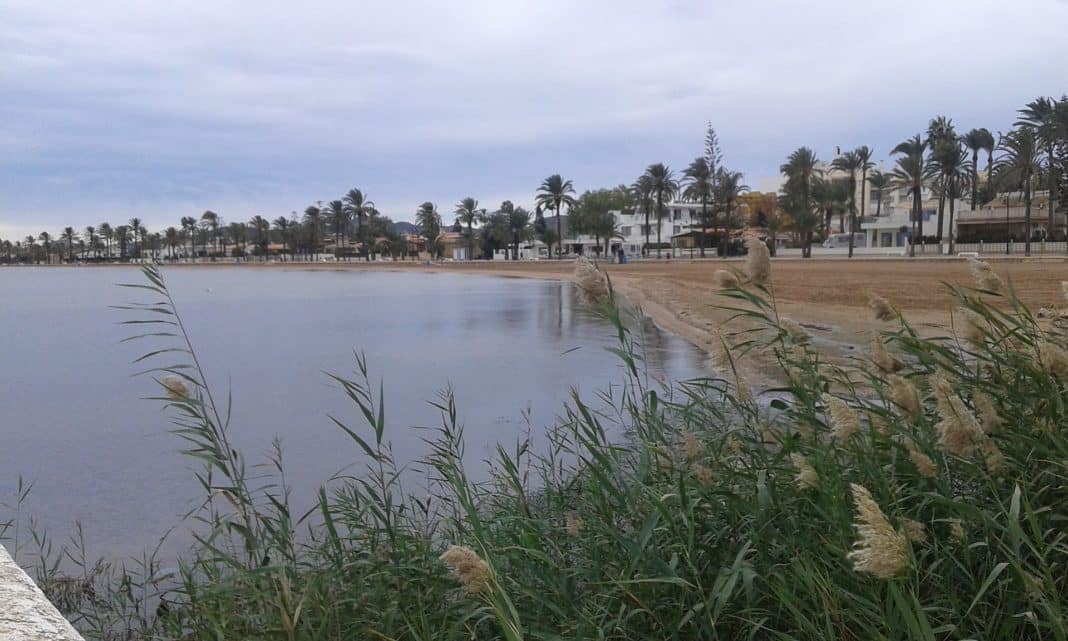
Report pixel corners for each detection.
[0,267,705,556]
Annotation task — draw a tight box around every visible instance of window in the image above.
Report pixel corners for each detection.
[642,224,652,235]
[620,226,632,237]
[673,225,681,235]
[673,209,682,220]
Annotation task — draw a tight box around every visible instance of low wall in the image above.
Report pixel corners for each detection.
[0,544,83,640]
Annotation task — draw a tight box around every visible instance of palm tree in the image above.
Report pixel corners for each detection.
[273,216,292,260]
[683,157,713,256]
[302,205,323,260]
[454,197,485,260]
[415,202,442,259]
[855,146,875,226]
[494,200,531,260]
[928,140,972,254]
[60,227,77,262]
[779,147,820,257]
[891,134,928,257]
[325,201,348,258]
[631,174,654,256]
[867,171,891,218]
[114,225,130,261]
[343,189,374,260]
[642,163,678,257]
[200,211,220,260]
[99,222,114,260]
[227,222,246,259]
[83,225,97,259]
[715,169,748,257]
[249,215,270,259]
[128,217,143,262]
[535,175,576,258]
[180,216,197,260]
[996,127,1043,256]
[164,227,180,260]
[37,231,52,264]
[926,117,957,250]
[961,128,996,209]
[1016,97,1061,239]
[832,150,863,257]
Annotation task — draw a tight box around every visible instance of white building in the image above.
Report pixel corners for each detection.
[563,202,710,257]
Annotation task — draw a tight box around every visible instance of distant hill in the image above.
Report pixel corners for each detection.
[393,221,418,235]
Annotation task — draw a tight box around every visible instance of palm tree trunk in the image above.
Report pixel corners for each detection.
[724,202,732,257]
[914,186,922,252]
[1025,179,1032,257]
[948,185,957,255]
[644,208,650,257]
[700,199,707,257]
[936,178,946,254]
[555,203,562,259]
[655,193,662,258]
[1048,145,1057,238]
[971,150,979,210]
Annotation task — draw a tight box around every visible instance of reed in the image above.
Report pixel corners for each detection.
[4,257,1067,641]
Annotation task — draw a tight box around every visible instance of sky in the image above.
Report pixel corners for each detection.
[2,0,1067,239]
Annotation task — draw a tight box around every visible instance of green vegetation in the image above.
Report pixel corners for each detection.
[4,96,1066,265]
[5,257,1068,640]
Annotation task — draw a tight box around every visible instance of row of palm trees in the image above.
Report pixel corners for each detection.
[778,95,1068,258]
[5,96,1065,265]
[0,188,418,264]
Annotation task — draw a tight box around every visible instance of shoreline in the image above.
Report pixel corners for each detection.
[6,258,1065,381]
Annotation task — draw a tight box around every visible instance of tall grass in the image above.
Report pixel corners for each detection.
[5,257,1068,640]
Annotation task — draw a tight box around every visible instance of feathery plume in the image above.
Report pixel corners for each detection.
[955,307,986,344]
[823,394,859,440]
[868,293,896,322]
[967,257,1004,293]
[871,337,902,372]
[713,269,740,289]
[1038,342,1068,381]
[782,318,810,345]
[573,256,610,307]
[439,545,493,594]
[972,392,1000,433]
[905,438,938,479]
[930,376,983,459]
[903,519,927,545]
[161,375,190,400]
[847,484,910,580]
[889,375,922,422]
[735,372,753,405]
[744,235,771,286]
[692,464,715,487]
[982,440,1006,474]
[948,519,965,541]
[727,435,743,455]
[682,430,702,462]
[790,453,819,490]
[565,512,585,537]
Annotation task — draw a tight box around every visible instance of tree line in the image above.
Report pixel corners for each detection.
[4,95,1065,264]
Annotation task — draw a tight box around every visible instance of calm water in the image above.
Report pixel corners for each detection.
[0,266,705,557]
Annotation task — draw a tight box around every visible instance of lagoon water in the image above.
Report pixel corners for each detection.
[0,266,705,557]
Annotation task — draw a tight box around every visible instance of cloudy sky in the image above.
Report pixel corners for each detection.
[2,0,1066,238]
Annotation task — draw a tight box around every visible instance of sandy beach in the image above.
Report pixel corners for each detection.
[159,255,1067,380]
